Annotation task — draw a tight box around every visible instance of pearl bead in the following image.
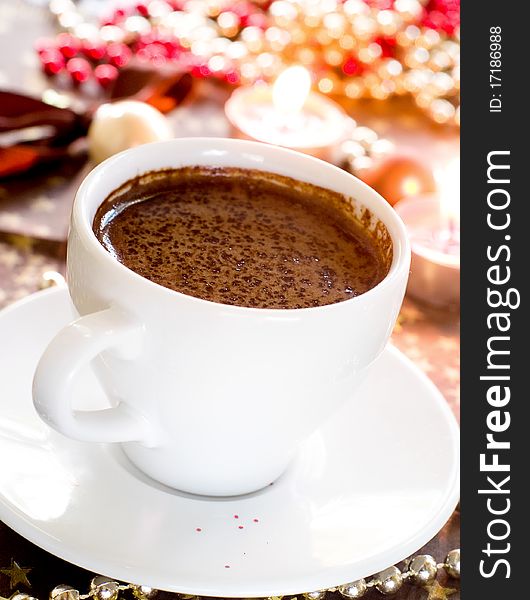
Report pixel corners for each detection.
[88,100,173,164]
[124,15,152,36]
[444,548,460,579]
[375,566,403,595]
[408,554,438,585]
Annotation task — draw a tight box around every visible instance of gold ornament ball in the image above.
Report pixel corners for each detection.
[394,0,423,21]
[11,595,38,600]
[429,98,456,124]
[408,554,438,585]
[218,11,240,38]
[338,579,367,598]
[362,156,436,206]
[344,80,364,99]
[343,0,370,19]
[445,549,461,578]
[375,566,403,595]
[88,101,173,165]
[269,0,299,26]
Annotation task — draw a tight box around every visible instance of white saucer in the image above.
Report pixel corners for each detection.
[0,288,459,598]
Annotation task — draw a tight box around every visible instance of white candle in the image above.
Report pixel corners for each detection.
[395,159,460,308]
[225,66,348,159]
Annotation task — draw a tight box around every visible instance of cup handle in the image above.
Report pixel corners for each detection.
[32,306,153,445]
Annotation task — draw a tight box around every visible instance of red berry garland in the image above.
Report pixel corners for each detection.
[37,0,459,125]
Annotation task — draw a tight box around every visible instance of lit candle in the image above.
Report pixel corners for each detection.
[394,159,460,309]
[225,66,348,160]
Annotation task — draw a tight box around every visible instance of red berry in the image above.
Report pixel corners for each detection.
[162,42,181,59]
[191,64,211,78]
[224,70,240,84]
[136,2,149,16]
[57,33,81,59]
[94,63,119,88]
[373,37,396,58]
[66,57,92,84]
[107,43,132,67]
[83,40,106,61]
[342,56,362,76]
[40,48,65,76]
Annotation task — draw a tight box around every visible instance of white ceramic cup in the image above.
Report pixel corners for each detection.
[32,138,410,496]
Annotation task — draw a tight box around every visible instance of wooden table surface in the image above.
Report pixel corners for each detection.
[0,2,460,599]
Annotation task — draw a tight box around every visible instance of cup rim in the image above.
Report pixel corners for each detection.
[73,137,411,314]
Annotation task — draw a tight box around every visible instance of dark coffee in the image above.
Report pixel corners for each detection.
[93,167,392,309]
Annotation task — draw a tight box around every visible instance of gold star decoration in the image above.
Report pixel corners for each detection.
[425,580,458,600]
[0,560,32,590]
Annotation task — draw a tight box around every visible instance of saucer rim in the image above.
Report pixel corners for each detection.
[0,288,459,597]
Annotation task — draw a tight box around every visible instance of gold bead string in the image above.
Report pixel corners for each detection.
[6,549,459,600]
[228,1,460,127]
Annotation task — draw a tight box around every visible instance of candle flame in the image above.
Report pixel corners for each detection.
[272,66,312,115]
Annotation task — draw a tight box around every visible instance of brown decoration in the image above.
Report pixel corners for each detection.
[0,69,192,179]
[362,156,437,206]
[0,560,32,590]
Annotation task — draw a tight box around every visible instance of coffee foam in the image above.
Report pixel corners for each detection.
[93,167,392,309]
